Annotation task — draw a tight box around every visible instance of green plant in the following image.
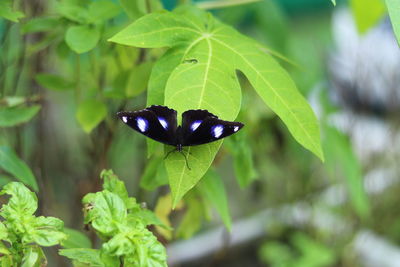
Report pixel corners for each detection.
[0,182,66,266]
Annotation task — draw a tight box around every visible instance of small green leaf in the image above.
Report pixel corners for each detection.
[0,182,38,219]
[350,0,386,34]
[0,0,24,22]
[29,216,66,246]
[83,191,127,236]
[331,0,336,6]
[59,248,104,267]
[386,0,400,45]
[0,147,38,191]
[21,17,59,34]
[65,25,100,54]
[76,99,107,134]
[62,228,91,249]
[0,106,41,127]
[21,247,39,267]
[198,169,231,230]
[100,169,137,209]
[35,73,75,91]
[56,2,88,24]
[2,96,26,107]
[0,221,9,241]
[87,0,121,24]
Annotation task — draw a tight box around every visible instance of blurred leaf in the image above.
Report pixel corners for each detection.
[65,25,100,54]
[87,1,121,24]
[21,17,59,34]
[331,0,336,5]
[176,195,204,239]
[0,147,38,191]
[197,0,262,9]
[140,156,168,190]
[62,228,91,249]
[258,241,294,266]
[198,169,231,230]
[59,248,104,267]
[0,175,12,187]
[324,125,370,218]
[0,0,24,22]
[126,62,153,97]
[350,0,386,34]
[35,73,75,91]
[2,96,26,107]
[154,194,174,240]
[292,232,335,267]
[21,247,39,267]
[56,2,88,24]
[386,0,400,45]
[76,99,107,133]
[0,106,41,127]
[110,8,323,206]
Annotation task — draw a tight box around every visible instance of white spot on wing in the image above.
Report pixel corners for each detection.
[212,125,224,138]
[122,116,128,123]
[234,126,239,132]
[191,120,202,132]
[158,117,168,130]
[136,117,148,132]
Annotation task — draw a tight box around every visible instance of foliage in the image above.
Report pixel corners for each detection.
[0,182,66,266]
[385,0,400,44]
[60,170,167,267]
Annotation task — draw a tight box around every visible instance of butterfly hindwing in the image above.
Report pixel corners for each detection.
[117,105,178,146]
[181,110,244,146]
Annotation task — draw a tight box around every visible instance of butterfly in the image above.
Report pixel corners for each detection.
[117,105,244,168]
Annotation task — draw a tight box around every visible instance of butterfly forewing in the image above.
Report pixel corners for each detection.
[117,105,178,146]
[181,110,244,146]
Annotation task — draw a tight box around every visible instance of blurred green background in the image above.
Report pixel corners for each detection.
[1,0,399,266]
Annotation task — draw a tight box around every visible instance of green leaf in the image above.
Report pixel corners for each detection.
[21,247,39,267]
[56,2,88,24]
[2,96,27,107]
[59,248,104,267]
[331,0,336,6]
[386,0,400,45]
[0,0,24,22]
[126,62,153,97]
[350,0,386,34]
[76,99,107,134]
[65,25,100,54]
[29,216,66,246]
[198,169,231,230]
[324,125,370,218]
[176,195,204,239]
[82,191,127,236]
[0,221,9,241]
[120,0,163,20]
[62,228,91,249]
[0,147,38,191]
[0,182,37,220]
[21,17,59,34]
[35,73,75,91]
[87,1,121,24]
[110,8,323,205]
[0,106,41,127]
[100,169,137,210]
[140,156,168,190]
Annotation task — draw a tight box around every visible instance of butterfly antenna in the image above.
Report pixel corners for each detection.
[164,148,176,160]
[179,151,191,170]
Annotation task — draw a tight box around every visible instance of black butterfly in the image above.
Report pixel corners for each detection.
[117,105,244,167]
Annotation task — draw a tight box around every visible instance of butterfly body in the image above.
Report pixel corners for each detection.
[117,105,244,151]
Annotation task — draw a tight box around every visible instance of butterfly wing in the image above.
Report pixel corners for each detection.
[117,105,178,145]
[181,110,244,146]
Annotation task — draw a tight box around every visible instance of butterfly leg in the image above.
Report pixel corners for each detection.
[164,147,191,170]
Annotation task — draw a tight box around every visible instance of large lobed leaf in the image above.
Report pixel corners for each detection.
[109,7,323,206]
